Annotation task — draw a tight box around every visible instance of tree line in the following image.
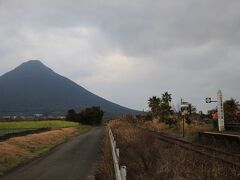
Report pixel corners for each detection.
[66,106,104,125]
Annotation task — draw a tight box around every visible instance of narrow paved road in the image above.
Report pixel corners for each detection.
[1,127,103,180]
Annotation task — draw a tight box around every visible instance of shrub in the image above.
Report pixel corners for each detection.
[66,106,104,125]
[144,113,153,121]
[66,109,77,122]
[79,106,104,125]
[164,117,177,128]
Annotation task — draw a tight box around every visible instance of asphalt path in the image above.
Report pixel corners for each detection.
[1,127,103,180]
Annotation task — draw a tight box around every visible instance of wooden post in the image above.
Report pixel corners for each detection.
[182,115,185,138]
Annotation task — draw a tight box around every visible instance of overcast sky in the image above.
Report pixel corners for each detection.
[1,0,240,112]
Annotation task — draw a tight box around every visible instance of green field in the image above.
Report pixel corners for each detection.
[0,120,80,136]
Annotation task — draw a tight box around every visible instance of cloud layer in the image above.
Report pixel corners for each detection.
[1,0,240,112]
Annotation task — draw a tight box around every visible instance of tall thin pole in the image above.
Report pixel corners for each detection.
[182,115,185,138]
[181,98,185,138]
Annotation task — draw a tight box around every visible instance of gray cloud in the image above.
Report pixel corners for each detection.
[0,0,240,112]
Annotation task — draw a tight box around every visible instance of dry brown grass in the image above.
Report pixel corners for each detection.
[143,120,168,131]
[143,120,213,142]
[0,127,88,175]
[97,120,239,180]
[7,128,77,153]
[95,128,115,180]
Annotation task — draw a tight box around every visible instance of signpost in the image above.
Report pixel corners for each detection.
[206,97,217,103]
[205,90,225,131]
[217,90,225,131]
[180,99,191,137]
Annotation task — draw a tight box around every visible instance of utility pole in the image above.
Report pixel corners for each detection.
[180,98,189,138]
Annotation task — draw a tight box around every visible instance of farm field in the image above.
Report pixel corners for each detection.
[0,120,80,136]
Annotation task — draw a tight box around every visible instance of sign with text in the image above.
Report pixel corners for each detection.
[217,90,225,131]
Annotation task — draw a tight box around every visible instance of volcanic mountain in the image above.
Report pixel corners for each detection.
[0,60,139,116]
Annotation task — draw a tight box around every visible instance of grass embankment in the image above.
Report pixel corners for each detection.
[0,121,90,175]
[96,120,239,180]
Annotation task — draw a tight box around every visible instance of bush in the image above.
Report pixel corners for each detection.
[79,106,104,125]
[164,117,177,128]
[144,113,153,121]
[66,106,104,125]
[66,109,77,122]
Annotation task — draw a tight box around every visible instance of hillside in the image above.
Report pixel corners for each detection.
[0,60,139,116]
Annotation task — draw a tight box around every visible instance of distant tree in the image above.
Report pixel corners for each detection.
[66,109,77,122]
[148,96,161,117]
[147,92,176,127]
[224,98,239,122]
[160,92,174,127]
[79,106,104,125]
[66,107,104,125]
[162,92,172,104]
[160,92,172,118]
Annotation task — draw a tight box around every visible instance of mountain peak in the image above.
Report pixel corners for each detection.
[24,60,43,64]
[12,60,54,75]
[20,60,45,68]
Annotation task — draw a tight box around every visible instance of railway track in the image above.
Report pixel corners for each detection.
[136,126,240,168]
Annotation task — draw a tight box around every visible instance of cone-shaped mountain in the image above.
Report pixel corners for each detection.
[0,60,139,116]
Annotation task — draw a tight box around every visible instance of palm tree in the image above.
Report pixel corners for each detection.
[162,92,172,104]
[160,92,174,126]
[148,96,161,117]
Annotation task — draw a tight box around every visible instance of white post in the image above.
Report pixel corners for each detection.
[217,90,225,131]
[116,148,120,162]
[120,166,127,180]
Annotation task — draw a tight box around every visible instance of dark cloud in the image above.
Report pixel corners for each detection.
[0,0,240,112]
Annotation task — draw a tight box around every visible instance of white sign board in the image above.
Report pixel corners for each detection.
[217,90,225,131]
